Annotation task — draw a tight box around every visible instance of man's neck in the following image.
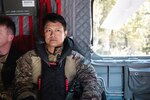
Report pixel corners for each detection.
[47,46,63,55]
[0,44,11,56]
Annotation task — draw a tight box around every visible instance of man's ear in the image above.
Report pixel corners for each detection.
[64,31,68,37]
[7,29,15,41]
[8,34,14,41]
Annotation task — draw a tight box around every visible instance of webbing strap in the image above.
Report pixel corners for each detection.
[19,16,24,37]
[65,77,68,91]
[28,16,34,48]
[39,0,45,35]
[18,16,34,52]
[45,0,51,13]
[56,0,61,14]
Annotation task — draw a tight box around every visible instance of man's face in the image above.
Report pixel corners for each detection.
[44,21,67,48]
[0,25,13,48]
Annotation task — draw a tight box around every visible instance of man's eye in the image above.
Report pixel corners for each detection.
[45,29,51,32]
[56,29,61,32]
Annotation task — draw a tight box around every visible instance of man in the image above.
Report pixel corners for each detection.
[0,16,22,100]
[14,13,103,100]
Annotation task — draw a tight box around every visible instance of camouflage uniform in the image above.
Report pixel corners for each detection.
[0,45,22,100]
[14,38,103,100]
[0,54,12,100]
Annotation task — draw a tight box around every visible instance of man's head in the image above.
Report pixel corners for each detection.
[43,13,67,31]
[43,13,68,53]
[0,16,16,49]
[0,16,16,35]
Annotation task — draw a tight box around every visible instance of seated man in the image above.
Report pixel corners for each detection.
[14,13,103,100]
[0,16,23,100]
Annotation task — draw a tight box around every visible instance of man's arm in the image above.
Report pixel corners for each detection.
[14,51,37,100]
[76,59,103,100]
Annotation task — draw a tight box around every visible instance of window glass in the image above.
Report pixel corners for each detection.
[93,0,150,56]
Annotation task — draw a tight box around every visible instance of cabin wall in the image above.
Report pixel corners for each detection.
[62,0,92,59]
[0,0,92,59]
[1,0,150,100]
[91,57,150,100]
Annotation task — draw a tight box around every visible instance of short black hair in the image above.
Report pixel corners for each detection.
[0,16,16,35]
[43,13,67,31]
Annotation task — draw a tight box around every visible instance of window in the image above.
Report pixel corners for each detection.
[93,0,150,56]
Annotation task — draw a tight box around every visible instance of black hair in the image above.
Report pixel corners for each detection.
[43,13,67,31]
[0,16,16,35]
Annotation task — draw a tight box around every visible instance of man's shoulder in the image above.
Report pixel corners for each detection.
[65,50,85,68]
[23,50,38,56]
[18,50,39,61]
[71,50,84,60]
[71,50,90,63]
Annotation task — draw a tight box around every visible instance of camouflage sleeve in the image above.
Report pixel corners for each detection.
[14,51,37,100]
[0,91,12,100]
[76,58,103,100]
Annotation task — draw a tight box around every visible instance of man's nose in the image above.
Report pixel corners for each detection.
[50,31,55,37]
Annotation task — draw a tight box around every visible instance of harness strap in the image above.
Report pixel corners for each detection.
[56,0,61,14]
[39,0,45,35]
[19,16,24,38]
[45,0,51,13]
[65,77,69,91]
[17,16,34,52]
[28,16,34,48]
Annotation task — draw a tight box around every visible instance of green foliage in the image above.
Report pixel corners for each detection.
[93,0,150,56]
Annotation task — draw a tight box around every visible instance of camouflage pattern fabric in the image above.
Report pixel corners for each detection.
[14,50,103,100]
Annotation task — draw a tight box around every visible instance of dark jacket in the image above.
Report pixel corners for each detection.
[14,37,103,100]
[0,44,23,99]
[2,44,23,89]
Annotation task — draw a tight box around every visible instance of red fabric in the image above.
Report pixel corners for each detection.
[56,0,61,14]
[19,16,24,37]
[65,77,68,91]
[38,76,41,90]
[39,0,45,36]
[29,16,34,48]
[13,16,34,53]
[45,0,51,13]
